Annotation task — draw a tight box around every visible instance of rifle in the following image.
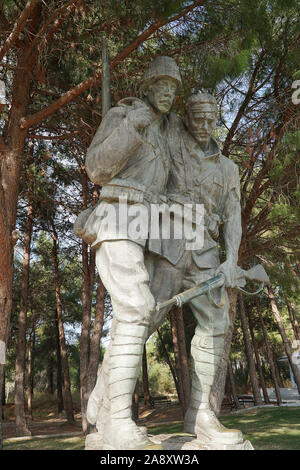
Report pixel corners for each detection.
[101,36,111,117]
[156,264,270,313]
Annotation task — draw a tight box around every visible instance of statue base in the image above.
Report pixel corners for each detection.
[85,431,254,451]
[148,433,254,450]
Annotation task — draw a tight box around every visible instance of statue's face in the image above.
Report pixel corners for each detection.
[186,103,217,144]
[145,78,177,114]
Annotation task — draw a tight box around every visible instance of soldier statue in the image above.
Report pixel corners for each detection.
[74,58,260,450]
[75,56,182,450]
[148,92,243,446]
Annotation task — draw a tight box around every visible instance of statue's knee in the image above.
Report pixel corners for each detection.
[131,290,155,326]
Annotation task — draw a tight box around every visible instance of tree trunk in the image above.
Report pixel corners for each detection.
[1,368,5,422]
[248,313,270,404]
[47,355,54,395]
[157,328,180,400]
[238,293,263,405]
[1,368,5,409]
[0,366,3,450]
[15,199,34,436]
[273,355,284,388]
[168,306,190,415]
[175,307,190,413]
[169,308,185,411]
[227,360,241,409]
[0,6,41,446]
[142,345,152,407]
[79,169,97,434]
[27,317,35,420]
[55,310,64,414]
[286,261,300,343]
[87,277,105,395]
[52,224,74,423]
[85,276,105,433]
[256,299,282,404]
[210,289,238,415]
[268,286,300,394]
[80,240,92,433]
[287,302,300,342]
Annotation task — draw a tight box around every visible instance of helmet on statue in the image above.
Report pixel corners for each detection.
[139,56,182,94]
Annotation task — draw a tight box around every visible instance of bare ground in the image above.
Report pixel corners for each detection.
[2,402,184,439]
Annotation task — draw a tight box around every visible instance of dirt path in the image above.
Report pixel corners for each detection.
[3,416,83,439]
[138,403,184,426]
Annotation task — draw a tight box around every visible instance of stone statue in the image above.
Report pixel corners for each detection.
[146,92,246,448]
[75,56,182,450]
[75,56,254,449]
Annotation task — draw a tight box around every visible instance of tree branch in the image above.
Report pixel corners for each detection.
[20,0,204,130]
[0,135,9,152]
[23,0,82,67]
[222,49,266,157]
[0,0,41,62]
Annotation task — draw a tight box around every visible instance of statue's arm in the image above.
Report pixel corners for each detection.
[216,164,242,287]
[86,107,144,185]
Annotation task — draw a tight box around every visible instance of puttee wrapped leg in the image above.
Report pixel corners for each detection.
[184,331,242,444]
[102,321,159,450]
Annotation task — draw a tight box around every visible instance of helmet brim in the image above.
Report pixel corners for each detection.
[139,75,182,94]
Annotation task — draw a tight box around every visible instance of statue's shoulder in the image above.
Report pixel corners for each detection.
[219,153,239,174]
[102,97,145,121]
[116,97,147,112]
[99,97,145,132]
[219,154,240,191]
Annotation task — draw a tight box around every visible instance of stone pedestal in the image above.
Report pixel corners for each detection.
[148,433,254,450]
[85,432,103,450]
[85,430,254,451]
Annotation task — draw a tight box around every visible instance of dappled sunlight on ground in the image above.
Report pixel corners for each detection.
[220,407,300,450]
[4,436,85,451]
[3,402,300,450]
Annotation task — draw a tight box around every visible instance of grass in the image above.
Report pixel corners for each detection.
[219,406,300,450]
[3,406,300,450]
[148,421,184,435]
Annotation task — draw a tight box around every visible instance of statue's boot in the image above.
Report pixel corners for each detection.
[87,367,104,426]
[184,332,242,445]
[103,321,162,450]
[86,345,148,449]
[88,318,118,437]
[184,407,243,444]
[84,344,111,449]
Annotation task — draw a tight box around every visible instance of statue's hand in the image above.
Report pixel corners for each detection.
[127,106,152,131]
[215,260,237,288]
